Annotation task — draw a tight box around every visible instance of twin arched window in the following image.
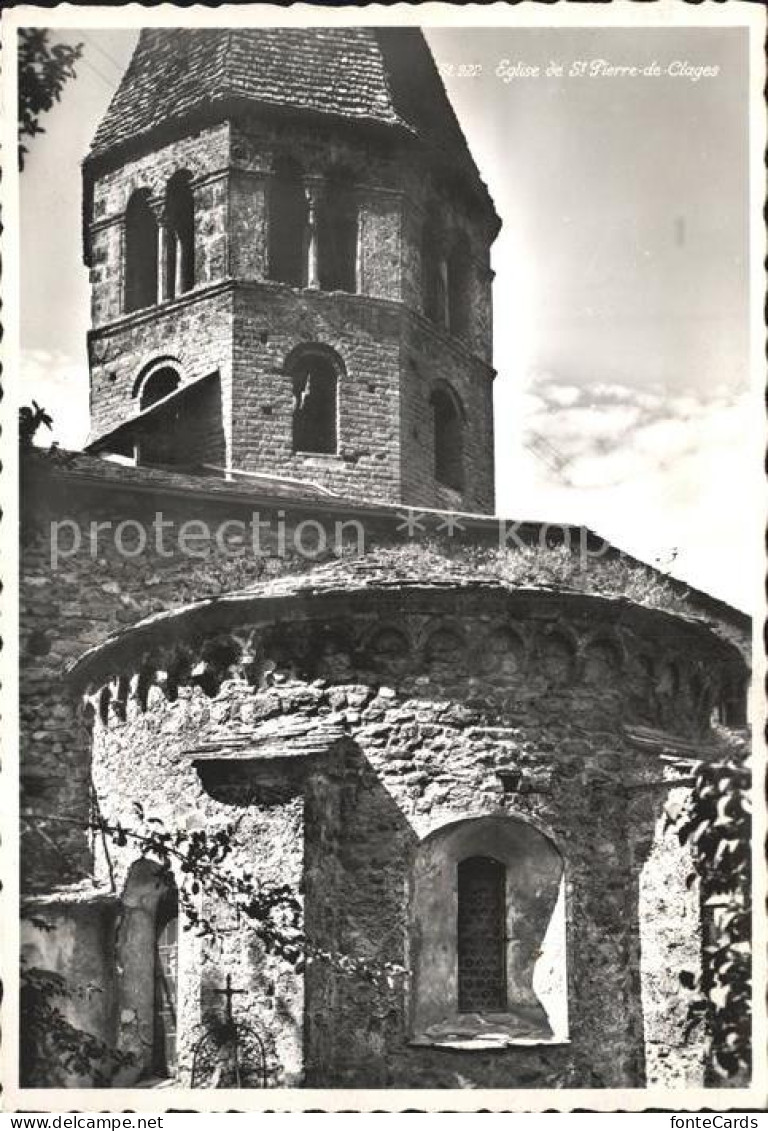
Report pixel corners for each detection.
[125,190,158,313]
[422,218,445,325]
[317,168,357,293]
[124,173,195,313]
[268,157,308,287]
[268,157,358,293]
[447,234,472,338]
[164,172,195,301]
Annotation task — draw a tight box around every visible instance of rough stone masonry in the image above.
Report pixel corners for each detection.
[19,26,751,1093]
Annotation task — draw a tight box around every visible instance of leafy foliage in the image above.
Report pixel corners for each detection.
[22,802,406,1085]
[20,963,135,1086]
[103,805,405,985]
[18,29,83,169]
[675,741,751,1080]
[19,401,53,447]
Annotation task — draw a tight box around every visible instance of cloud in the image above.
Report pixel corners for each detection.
[500,373,757,609]
[546,384,582,408]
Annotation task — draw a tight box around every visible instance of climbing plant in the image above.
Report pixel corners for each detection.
[22,804,405,1085]
[20,959,135,1086]
[675,740,751,1080]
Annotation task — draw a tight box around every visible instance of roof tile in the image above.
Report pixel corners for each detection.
[87,27,491,209]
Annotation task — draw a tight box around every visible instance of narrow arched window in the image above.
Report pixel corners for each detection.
[125,190,158,313]
[718,675,748,726]
[317,169,357,293]
[432,385,464,491]
[116,861,180,1082]
[139,365,181,411]
[165,172,195,300]
[268,156,309,286]
[422,217,446,326]
[457,856,507,1013]
[447,234,472,339]
[152,886,179,1077]
[410,816,567,1045]
[291,349,338,454]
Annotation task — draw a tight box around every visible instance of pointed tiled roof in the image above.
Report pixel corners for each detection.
[86,27,494,213]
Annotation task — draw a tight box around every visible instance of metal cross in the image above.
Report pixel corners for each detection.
[212,974,246,1022]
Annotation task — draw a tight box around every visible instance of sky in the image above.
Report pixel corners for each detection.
[18,24,758,609]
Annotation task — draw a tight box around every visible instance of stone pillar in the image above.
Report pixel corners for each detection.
[157,222,168,302]
[354,193,363,295]
[176,231,187,294]
[636,782,708,1087]
[305,181,320,290]
[438,244,449,329]
[150,199,169,304]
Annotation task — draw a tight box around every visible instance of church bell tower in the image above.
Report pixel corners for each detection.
[83,28,500,513]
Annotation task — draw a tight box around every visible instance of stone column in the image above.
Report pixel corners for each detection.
[157,222,168,302]
[437,233,450,329]
[305,181,321,290]
[354,194,363,295]
[150,199,169,303]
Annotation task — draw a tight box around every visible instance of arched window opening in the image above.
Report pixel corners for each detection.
[447,235,472,339]
[457,856,507,1013]
[116,861,179,1083]
[658,660,681,697]
[718,676,748,727]
[432,386,464,491]
[291,349,338,454]
[164,172,195,300]
[153,887,179,1078]
[139,365,181,411]
[317,169,358,293]
[125,190,159,313]
[422,218,446,326]
[410,815,567,1047]
[268,157,309,287]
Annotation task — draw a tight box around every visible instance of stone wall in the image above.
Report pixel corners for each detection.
[400,320,495,513]
[230,285,404,503]
[22,457,508,890]
[88,123,232,325]
[19,455,750,1089]
[20,892,119,1086]
[62,585,739,1088]
[19,455,748,895]
[88,286,234,445]
[85,113,497,509]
